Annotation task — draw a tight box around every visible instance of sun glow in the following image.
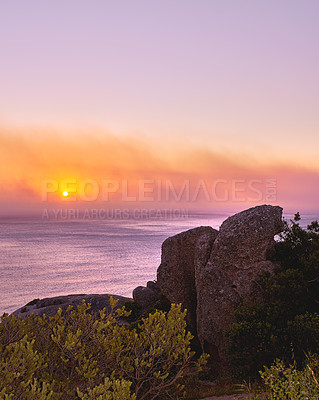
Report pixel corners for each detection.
[62,191,69,197]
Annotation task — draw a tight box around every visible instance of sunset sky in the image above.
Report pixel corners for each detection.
[1,1,319,214]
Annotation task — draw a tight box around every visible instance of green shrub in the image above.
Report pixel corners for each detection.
[289,313,319,358]
[0,299,207,399]
[226,303,278,376]
[77,378,135,400]
[122,301,142,322]
[0,335,57,399]
[259,355,319,399]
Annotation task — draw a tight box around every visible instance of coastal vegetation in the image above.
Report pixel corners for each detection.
[1,213,319,399]
[0,299,207,399]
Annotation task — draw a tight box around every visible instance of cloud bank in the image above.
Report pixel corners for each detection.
[0,125,318,215]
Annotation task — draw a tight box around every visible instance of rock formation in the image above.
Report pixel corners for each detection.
[133,281,161,309]
[196,205,283,365]
[13,294,132,318]
[157,226,218,331]
[156,204,284,368]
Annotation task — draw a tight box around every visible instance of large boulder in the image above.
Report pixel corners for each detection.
[133,281,161,309]
[157,226,218,331]
[13,294,132,318]
[196,205,284,365]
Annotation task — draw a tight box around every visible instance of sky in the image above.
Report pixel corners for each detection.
[0,0,319,215]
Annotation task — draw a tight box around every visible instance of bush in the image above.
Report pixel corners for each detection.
[288,313,319,358]
[259,354,319,399]
[0,298,207,399]
[122,301,142,323]
[76,378,135,400]
[226,214,319,376]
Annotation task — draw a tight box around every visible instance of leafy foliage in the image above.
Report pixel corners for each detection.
[259,354,319,399]
[77,378,135,400]
[227,214,319,376]
[0,299,207,399]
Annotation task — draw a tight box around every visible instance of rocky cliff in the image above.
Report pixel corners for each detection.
[134,205,283,370]
[196,205,283,367]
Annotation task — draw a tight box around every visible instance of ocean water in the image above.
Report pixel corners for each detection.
[0,212,229,315]
[0,210,317,315]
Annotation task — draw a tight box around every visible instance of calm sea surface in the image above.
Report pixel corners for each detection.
[0,210,318,315]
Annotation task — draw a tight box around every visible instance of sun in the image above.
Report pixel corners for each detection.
[62,191,69,197]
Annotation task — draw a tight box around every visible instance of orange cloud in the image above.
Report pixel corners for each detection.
[0,124,318,214]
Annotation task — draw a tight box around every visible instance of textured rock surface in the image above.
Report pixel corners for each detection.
[133,281,161,309]
[157,226,218,331]
[13,294,132,318]
[196,205,284,363]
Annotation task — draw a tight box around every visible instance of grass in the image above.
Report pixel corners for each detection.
[183,375,261,399]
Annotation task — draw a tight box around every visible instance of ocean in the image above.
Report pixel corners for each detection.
[0,210,318,315]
